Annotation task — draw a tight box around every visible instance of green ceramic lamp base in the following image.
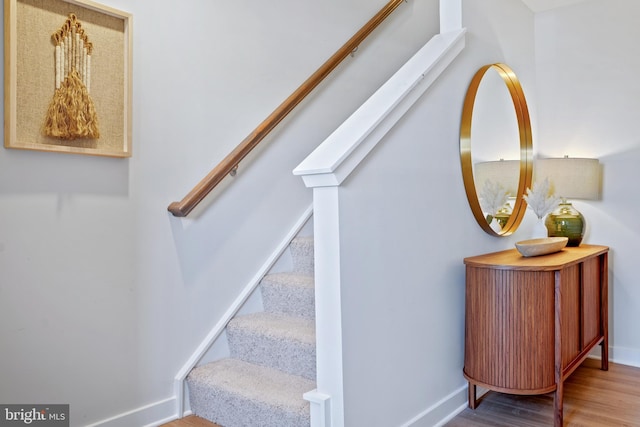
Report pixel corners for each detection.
[545,202,585,246]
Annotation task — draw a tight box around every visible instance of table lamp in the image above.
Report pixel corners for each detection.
[535,156,600,246]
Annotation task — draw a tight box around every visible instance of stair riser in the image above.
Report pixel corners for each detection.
[227,327,316,380]
[290,237,314,276]
[262,281,315,319]
[188,382,310,427]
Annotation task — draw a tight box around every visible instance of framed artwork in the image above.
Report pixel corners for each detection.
[4,0,132,157]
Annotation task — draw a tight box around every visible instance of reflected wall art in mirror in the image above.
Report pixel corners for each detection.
[460,63,533,236]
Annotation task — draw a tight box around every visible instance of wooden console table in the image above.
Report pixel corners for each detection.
[463,244,609,427]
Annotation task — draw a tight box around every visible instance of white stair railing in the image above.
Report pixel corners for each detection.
[293,1,465,426]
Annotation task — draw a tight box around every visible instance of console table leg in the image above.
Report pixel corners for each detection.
[601,251,609,372]
[554,382,564,427]
[554,271,563,427]
[468,382,477,409]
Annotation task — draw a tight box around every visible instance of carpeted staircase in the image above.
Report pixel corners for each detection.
[187,236,316,427]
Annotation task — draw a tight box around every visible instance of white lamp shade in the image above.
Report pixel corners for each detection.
[474,159,520,197]
[535,157,600,200]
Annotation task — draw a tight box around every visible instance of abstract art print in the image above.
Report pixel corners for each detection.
[4,0,132,157]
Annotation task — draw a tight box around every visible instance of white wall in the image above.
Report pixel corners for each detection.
[0,0,443,425]
[534,0,640,365]
[4,0,635,425]
[336,1,538,425]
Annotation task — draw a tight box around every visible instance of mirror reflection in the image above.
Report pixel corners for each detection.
[474,159,519,227]
[460,63,533,236]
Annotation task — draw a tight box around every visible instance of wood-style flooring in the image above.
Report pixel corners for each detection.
[446,358,640,426]
[161,415,220,427]
[161,358,640,427]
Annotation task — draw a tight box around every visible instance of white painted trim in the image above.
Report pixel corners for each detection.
[85,397,175,427]
[293,28,466,189]
[172,205,314,417]
[303,389,331,427]
[440,0,463,33]
[294,4,465,426]
[592,345,640,368]
[611,346,640,367]
[401,385,468,427]
[311,186,345,427]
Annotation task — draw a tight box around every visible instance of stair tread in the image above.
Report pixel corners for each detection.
[188,358,315,417]
[262,272,314,286]
[228,312,315,344]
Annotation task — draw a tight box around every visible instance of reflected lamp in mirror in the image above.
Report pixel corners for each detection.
[535,156,600,246]
[474,159,520,196]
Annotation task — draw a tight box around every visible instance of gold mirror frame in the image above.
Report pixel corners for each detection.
[460,63,533,236]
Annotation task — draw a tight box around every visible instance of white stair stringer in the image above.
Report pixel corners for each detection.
[186,236,316,426]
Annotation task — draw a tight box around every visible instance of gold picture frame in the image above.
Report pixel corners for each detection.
[4,0,132,157]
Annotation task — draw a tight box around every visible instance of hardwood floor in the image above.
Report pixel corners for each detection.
[447,358,640,426]
[162,359,640,427]
[161,415,220,427]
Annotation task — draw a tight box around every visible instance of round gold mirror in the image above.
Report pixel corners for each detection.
[460,63,533,236]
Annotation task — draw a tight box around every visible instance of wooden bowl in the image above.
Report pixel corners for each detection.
[515,237,569,257]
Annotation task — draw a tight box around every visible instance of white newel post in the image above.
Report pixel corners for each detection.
[294,4,464,423]
[302,186,345,427]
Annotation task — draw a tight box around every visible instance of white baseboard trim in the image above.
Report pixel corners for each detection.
[592,345,640,368]
[401,385,468,427]
[85,397,176,427]
[611,345,640,367]
[87,352,636,427]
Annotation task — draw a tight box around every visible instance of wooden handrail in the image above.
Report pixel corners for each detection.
[168,0,407,217]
